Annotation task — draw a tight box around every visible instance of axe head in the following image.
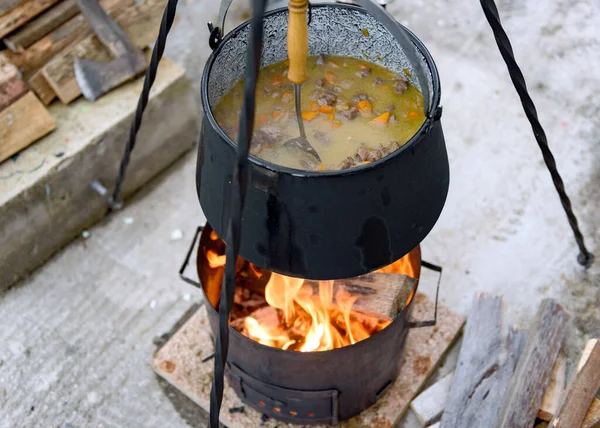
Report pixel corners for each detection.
[74,51,146,102]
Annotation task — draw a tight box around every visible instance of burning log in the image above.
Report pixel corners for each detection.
[333,272,416,319]
[292,272,416,320]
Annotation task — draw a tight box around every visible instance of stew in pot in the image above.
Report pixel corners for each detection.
[213,54,425,171]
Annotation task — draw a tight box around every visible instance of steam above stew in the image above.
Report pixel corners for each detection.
[213,54,425,171]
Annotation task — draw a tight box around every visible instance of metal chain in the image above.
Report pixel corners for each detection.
[479,0,594,268]
[209,0,266,426]
[109,0,179,210]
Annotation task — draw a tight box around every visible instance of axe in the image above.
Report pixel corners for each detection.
[74,0,146,101]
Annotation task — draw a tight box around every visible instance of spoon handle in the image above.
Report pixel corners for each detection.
[287,0,308,84]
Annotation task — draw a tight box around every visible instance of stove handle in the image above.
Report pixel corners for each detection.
[178,225,205,289]
[408,260,441,329]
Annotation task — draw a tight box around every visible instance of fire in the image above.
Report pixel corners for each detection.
[243,270,401,352]
[204,228,418,352]
[377,255,417,278]
[206,251,226,268]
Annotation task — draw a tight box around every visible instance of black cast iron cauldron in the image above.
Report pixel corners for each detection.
[192,223,425,425]
[197,3,448,280]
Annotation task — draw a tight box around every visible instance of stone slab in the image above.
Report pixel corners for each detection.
[0,57,199,290]
[153,293,465,427]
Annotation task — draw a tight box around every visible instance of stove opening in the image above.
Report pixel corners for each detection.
[201,227,420,352]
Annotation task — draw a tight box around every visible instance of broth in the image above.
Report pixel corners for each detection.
[213,55,425,171]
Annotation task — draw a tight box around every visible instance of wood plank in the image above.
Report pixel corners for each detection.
[27,69,54,104]
[0,0,62,38]
[410,372,453,426]
[550,339,600,428]
[0,0,27,15]
[0,91,55,162]
[3,0,79,51]
[476,325,528,421]
[496,299,570,428]
[417,326,526,427]
[2,0,133,72]
[538,352,568,421]
[439,293,504,428]
[41,0,165,104]
[0,53,27,110]
[153,293,466,427]
[582,398,600,428]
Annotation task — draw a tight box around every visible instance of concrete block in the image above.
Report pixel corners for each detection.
[0,58,199,290]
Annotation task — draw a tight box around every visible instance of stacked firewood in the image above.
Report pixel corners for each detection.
[0,0,166,163]
[409,294,600,428]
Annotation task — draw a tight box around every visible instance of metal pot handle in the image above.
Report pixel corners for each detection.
[206,0,431,113]
[207,0,235,49]
[178,225,204,288]
[408,260,442,328]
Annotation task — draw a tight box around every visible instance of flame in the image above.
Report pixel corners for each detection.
[244,273,392,352]
[244,316,295,350]
[265,274,304,326]
[239,251,417,352]
[206,250,226,268]
[377,254,417,277]
[335,288,359,345]
[204,228,418,352]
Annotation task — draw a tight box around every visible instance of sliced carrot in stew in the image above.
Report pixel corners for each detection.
[257,114,269,125]
[327,108,336,122]
[318,164,326,171]
[272,110,283,121]
[407,111,420,119]
[356,99,373,114]
[310,101,319,111]
[272,75,284,86]
[281,92,293,103]
[370,111,390,126]
[331,121,342,128]
[302,111,319,122]
[325,71,337,84]
[318,105,334,114]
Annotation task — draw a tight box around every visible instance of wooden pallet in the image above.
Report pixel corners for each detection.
[153,293,465,428]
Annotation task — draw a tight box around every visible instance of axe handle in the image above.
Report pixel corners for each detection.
[76,0,136,57]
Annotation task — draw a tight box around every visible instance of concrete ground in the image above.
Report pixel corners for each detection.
[1,0,599,427]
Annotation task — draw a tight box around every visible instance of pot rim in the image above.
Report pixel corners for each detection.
[200,3,442,178]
